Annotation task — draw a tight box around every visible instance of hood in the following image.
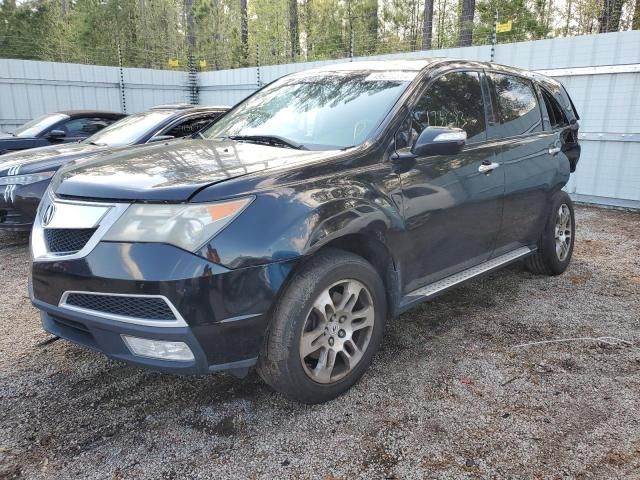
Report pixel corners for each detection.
[0,142,106,176]
[53,139,341,202]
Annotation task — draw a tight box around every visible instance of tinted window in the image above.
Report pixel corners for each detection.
[489,73,542,137]
[13,113,68,137]
[60,117,111,136]
[396,71,487,150]
[165,114,219,138]
[84,110,175,147]
[204,71,414,150]
[540,88,567,130]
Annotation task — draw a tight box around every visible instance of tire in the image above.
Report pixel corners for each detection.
[525,191,575,276]
[257,248,387,404]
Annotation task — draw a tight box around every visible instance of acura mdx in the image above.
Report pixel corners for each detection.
[30,59,580,403]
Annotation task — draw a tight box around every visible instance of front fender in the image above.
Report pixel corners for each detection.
[196,181,403,270]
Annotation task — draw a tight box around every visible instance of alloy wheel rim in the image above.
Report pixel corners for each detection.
[299,279,375,384]
[555,204,572,261]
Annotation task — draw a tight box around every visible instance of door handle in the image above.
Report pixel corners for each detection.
[549,146,561,155]
[478,162,500,174]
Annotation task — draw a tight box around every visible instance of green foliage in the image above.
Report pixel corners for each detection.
[475,0,550,45]
[0,0,635,70]
[0,0,59,60]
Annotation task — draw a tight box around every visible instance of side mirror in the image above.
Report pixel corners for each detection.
[412,127,466,157]
[47,129,66,140]
[148,134,175,143]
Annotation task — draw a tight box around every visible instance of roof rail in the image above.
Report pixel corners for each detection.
[150,103,195,110]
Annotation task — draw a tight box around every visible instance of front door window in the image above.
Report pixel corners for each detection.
[396,71,488,151]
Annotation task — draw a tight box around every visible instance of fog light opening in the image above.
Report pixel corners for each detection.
[121,335,194,362]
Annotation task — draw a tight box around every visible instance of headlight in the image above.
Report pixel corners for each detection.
[0,171,55,186]
[103,196,254,252]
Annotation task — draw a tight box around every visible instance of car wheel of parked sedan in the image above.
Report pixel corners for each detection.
[257,248,386,404]
[525,191,575,276]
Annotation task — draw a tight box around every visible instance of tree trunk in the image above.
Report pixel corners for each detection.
[634,0,640,29]
[364,0,378,53]
[458,0,475,46]
[599,0,626,32]
[346,0,353,57]
[422,0,434,49]
[410,0,419,49]
[212,0,220,69]
[240,0,248,64]
[289,0,299,60]
[304,0,313,57]
[184,0,196,53]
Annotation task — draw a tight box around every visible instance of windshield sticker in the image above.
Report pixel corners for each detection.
[365,71,416,82]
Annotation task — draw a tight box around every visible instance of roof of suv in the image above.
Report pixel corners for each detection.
[307,59,439,72]
[295,58,543,81]
[57,110,125,118]
[151,104,229,112]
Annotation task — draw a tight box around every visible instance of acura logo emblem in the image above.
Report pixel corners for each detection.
[41,203,56,227]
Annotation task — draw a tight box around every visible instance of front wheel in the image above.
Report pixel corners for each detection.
[257,248,386,404]
[525,191,575,276]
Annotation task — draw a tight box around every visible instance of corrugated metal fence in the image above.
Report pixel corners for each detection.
[0,61,188,133]
[1,31,639,208]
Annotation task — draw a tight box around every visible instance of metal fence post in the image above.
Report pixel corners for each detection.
[490,11,498,62]
[187,53,199,105]
[116,40,127,114]
[256,44,262,88]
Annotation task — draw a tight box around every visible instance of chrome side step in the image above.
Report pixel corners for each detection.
[398,246,534,313]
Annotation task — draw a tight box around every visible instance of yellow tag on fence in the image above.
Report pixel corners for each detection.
[496,20,513,33]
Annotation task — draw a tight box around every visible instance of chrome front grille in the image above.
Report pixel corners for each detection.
[31,191,130,262]
[65,293,176,321]
[45,228,97,254]
[59,291,186,327]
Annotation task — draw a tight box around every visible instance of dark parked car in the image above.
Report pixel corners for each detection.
[0,105,228,230]
[0,110,125,155]
[30,60,580,403]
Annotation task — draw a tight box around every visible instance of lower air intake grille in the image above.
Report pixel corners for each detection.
[45,228,96,253]
[64,293,176,321]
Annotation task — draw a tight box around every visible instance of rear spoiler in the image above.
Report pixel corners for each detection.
[561,84,580,121]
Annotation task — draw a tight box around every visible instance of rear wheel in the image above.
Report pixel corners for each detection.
[257,248,386,404]
[525,191,575,276]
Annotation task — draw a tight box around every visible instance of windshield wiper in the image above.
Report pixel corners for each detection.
[227,135,307,150]
[88,141,107,147]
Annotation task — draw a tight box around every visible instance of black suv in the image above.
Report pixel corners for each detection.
[0,105,227,231]
[30,60,580,404]
[0,110,125,155]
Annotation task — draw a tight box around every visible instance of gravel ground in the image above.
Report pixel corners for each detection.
[1,205,639,479]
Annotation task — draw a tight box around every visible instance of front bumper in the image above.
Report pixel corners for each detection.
[31,242,299,375]
[0,179,49,230]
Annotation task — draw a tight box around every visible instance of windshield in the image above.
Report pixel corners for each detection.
[13,113,68,137]
[203,71,413,149]
[84,110,175,147]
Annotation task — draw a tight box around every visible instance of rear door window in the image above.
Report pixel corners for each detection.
[163,114,220,138]
[488,73,542,138]
[396,70,488,150]
[58,117,111,136]
[540,88,568,130]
